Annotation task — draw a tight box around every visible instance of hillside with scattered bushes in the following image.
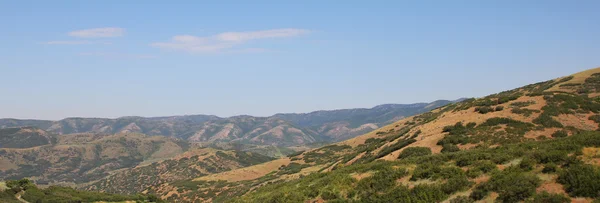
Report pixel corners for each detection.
[146,67,600,202]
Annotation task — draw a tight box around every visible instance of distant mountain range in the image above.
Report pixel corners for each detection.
[0,99,461,146]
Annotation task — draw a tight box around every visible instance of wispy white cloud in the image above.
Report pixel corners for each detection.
[78,52,156,59]
[44,27,124,45]
[43,40,112,45]
[151,28,310,53]
[68,27,125,38]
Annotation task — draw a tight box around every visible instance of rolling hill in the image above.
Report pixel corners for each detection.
[0,100,456,147]
[0,129,273,191]
[143,67,600,202]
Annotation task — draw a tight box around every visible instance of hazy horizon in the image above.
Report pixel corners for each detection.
[1,98,462,120]
[2,1,599,120]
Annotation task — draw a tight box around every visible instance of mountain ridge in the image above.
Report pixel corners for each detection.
[0,100,457,146]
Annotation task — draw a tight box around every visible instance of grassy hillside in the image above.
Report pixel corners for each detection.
[0,127,54,148]
[148,67,600,202]
[0,179,161,203]
[0,130,275,197]
[85,149,273,195]
[0,132,192,185]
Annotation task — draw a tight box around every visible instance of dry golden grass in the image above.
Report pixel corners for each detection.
[194,158,291,182]
[351,172,372,181]
[556,113,598,131]
[582,147,600,166]
[0,157,19,171]
[547,67,600,92]
[473,175,490,184]
[571,198,595,203]
[524,127,561,139]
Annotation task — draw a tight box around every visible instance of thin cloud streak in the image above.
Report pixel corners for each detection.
[151,28,310,53]
[68,27,125,38]
[78,52,156,59]
[43,40,112,45]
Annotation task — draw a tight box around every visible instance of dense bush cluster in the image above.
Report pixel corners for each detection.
[511,107,540,117]
[552,130,568,138]
[557,164,600,198]
[529,192,571,203]
[510,101,536,107]
[470,168,541,202]
[398,147,431,159]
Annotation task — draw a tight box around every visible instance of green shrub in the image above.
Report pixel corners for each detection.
[511,108,540,117]
[589,115,600,123]
[473,160,497,173]
[542,163,558,173]
[488,170,541,203]
[469,183,490,200]
[466,169,482,178]
[519,157,536,171]
[511,101,535,107]
[552,130,568,138]
[495,106,504,111]
[557,164,600,198]
[450,196,474,203]
[320,190,338,200]
[441,144,460,153]
[441,176,473,194]
[528,192,570,203]
[410,163,441,181]
[475,106,494,114]
[533,114,564,128]
[398,147,432,159]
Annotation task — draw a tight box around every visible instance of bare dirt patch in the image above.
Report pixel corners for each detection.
[536,181,567,195]
[351,172,372,181]
[524,128,561,139]
[556,114,598,131]
[473,175,490,184]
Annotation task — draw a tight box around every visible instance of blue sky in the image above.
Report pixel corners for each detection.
[1,1,599,120]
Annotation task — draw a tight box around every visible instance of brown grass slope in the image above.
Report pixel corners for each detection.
[0,132,192,186]
[84,147,273,195]
[150,67,600,202]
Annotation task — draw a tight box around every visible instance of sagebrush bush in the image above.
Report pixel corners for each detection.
[552,130,568,138]
[398,147,432,159]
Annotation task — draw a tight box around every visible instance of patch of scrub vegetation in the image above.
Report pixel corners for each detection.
[398,147,432,159]
[511,107,540,117]
[557,163,600,198]
[349,127,416,164]
[569,73,600,94]
[229,130,600,202]
[533,93,600,128]
[303,144,352,164]
[510,101,536,108]
[87,150,274,195]
[438,118,534,147]
[470,167,541,202]
[453,91,523,113]
[2,179,162,203]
